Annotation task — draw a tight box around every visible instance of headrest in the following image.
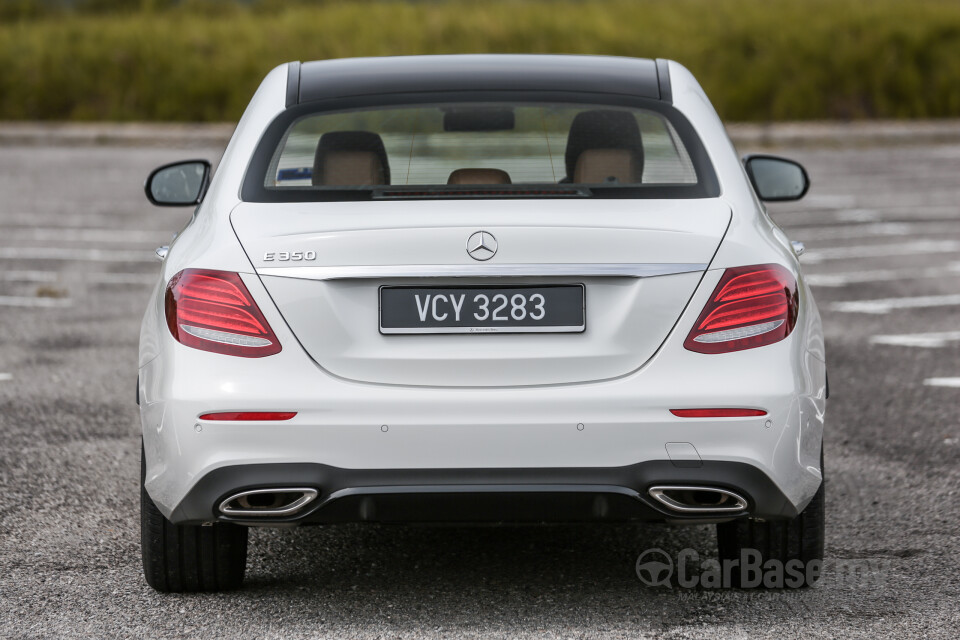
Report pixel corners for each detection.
[313,131,390,186]
[573,149,641,184]
[447,168,512,185]
[564,110,644,182]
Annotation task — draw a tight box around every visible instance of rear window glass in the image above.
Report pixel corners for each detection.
[243,96,719,201]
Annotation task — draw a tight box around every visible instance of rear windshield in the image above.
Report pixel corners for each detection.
[242,95,719,201]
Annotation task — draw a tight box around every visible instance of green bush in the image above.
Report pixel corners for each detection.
[2,0,960,121]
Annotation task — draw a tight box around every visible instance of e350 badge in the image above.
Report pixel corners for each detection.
[263,251,317,262]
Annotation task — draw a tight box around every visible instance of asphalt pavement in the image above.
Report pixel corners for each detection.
[0,128,958,639]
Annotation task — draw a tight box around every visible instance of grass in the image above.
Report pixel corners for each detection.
[2,0,960,122]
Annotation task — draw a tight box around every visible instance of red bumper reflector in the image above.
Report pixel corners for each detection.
[199,412,297,421]
[670,408,767,418]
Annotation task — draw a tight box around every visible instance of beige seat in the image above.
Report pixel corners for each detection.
[563,109,644,184]
[313,131,390,186]
[320,151,384,186]
[573,148,641,184]
[447,168,512,185]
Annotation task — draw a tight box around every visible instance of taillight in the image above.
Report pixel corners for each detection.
[165,269,281,357]
[684,264,798,354]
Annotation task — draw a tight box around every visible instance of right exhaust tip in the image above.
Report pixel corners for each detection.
[219,487,318,517]
[648,485,748,514]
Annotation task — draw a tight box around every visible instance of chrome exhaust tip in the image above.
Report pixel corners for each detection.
[648,485,748,514]
[219,488,318,517]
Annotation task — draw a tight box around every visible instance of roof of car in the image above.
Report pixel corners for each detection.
[287,55,671,107]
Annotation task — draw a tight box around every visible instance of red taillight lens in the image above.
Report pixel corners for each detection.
[165,269,281,357]
[684,264,798,354]
[199,412,296,421]
[670,408,767,418]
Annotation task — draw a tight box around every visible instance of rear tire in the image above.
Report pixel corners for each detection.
[140,444,248,592]
[716,450,825,588]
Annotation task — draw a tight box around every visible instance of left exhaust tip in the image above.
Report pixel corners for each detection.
[218,488,318,517]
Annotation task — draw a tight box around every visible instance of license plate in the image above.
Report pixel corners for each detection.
[379,285,585,334]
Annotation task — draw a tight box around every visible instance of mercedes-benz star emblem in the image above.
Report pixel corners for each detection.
[466,230,498,261]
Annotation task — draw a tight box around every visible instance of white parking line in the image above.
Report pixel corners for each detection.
[791,222,913,241]
[0,247,154,262]
[0,296,72,308]
[833,209,882,223]
[803,240,960,264]
[790,221,960,242]
[772,203,960,225]
[3,227,161,243]
[0,270,155,284]
[0,373,12,382]
[924,378,960,388]
[806,263,960,287]
[831,294,960,314]
[870,331,960,348]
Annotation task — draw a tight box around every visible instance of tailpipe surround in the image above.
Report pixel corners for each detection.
[219,487,318,517]
[647,485,748,514]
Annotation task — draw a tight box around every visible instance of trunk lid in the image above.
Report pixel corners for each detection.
[231,199,730,386]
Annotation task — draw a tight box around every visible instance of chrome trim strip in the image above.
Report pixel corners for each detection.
[381,325,585,335]
[648,485,749,514]
[257,263,708,280]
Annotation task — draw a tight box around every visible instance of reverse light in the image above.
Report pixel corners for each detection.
[684,264,798,354]
[165,269,282,357]
[199,412,297,421]
[670,408,767,418]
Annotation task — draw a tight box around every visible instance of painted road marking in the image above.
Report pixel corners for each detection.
[803,240,960,264]
[870,331,960,348]
[771,203,960,225]
[1,270,155,284]
[0,247,154,262]
[792,222,912,240]
[791,221,960,241]
[924,378,960,388]
[0,296,72,308]
[3,227,161,243]
[0,373,11,381]
[832,294,960,314]
[806,263,960,287]
[834,209,882,223]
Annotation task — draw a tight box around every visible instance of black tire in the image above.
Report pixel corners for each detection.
[716,451,825,589]
[140,445,248,592]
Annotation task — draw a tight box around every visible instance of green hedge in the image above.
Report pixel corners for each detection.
[2,0,960,121]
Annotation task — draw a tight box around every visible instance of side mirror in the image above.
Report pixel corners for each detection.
[145,160,211,206]
[743,154,809,202]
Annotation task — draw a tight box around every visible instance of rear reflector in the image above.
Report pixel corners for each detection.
[165,269,281,357]
[684,264,798,354]
[199,412,297,421]
[670,409,767,418]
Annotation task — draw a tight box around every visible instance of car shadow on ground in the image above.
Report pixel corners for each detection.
[232,522,836,628]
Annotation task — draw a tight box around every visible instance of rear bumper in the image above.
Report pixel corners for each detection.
[168,460,800,525]
[139,269,827,522]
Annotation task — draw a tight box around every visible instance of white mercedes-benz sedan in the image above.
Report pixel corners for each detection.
[138,55,826,591]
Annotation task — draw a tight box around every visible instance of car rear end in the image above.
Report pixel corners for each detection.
[138,56,826,591]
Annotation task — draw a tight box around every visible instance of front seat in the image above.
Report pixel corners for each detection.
[563,110,644,184]
[312,131,391,186]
